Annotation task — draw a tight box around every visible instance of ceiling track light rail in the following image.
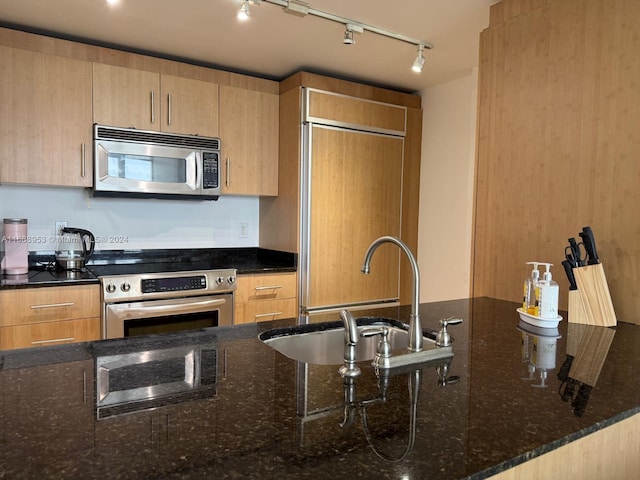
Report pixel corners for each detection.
[237,0,433,72]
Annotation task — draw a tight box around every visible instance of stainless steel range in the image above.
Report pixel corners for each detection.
[99,268,236,339]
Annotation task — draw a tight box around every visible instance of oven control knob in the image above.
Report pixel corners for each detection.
[106,283,116,294]
[120,282,131,292]
[227,276,236,285]
[216,276,225,285]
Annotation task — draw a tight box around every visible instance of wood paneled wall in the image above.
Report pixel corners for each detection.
[474,0,640,323]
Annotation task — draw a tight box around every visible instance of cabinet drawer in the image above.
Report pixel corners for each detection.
[0,285,100,326]
[235,298,298,324]
[0,317,100,350]
[235,273,297,303]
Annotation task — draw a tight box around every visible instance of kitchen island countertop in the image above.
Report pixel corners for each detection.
[1,297,638,479]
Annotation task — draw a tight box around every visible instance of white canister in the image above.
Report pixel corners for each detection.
[2,218,29,275]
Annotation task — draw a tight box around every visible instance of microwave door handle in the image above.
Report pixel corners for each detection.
[111,298,227,318]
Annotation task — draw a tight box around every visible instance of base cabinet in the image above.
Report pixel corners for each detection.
[234,272,298,323]
[0,285,101,350]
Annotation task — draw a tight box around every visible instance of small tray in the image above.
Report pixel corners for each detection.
[516,308,562,329]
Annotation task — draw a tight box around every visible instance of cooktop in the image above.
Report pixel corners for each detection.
[88,261,222,277]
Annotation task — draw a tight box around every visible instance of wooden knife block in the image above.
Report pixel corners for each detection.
[569,264,617,327]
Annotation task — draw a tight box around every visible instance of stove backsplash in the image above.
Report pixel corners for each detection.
[0,184,259,252]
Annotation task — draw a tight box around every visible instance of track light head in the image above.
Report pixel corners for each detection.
[411,44,425,73]
[343,27,355,45]
[342,23,362,45]
[237,0,250,21]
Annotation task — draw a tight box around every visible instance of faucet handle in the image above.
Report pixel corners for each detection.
[436,317,463,347]
[361,326,392,369]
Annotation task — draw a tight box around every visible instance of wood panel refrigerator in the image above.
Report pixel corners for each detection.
[300,92,406,313]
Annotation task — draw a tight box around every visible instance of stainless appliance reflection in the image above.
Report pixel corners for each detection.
[95,343,217,419]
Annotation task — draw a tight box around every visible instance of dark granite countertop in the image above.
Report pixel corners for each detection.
[0,247,296,289]
[1,297,639,479]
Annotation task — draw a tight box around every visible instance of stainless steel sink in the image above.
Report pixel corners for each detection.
[259,317,446,366]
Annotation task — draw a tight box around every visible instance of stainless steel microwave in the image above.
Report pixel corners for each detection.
[93,124,221,200]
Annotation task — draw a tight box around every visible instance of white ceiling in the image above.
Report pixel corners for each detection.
[0,0,499,93]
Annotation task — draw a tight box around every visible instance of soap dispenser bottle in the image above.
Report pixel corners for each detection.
[523,262,540,315]
[535,263,559,319]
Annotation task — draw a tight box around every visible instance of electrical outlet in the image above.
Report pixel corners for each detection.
[239,223,248,239]
[55,221,67,235]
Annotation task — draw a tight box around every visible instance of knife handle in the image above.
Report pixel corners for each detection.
[562,259,578,290]
[579,226,600,265]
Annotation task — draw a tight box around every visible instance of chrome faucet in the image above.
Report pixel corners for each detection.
[338,309,361,377]
[362,236,423,352]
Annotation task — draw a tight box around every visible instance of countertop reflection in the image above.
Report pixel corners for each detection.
[1,297,638,479]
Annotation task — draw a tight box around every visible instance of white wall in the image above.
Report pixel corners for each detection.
[417,69,478,302]
[0,185,260,252]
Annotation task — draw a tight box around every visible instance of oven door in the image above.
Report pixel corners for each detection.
[103,293,233,339]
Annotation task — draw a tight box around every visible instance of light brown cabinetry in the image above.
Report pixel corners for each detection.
[0,46,92,186]
[307,124,404,308]
[234,272,297,323]
[93,63,219,137]
[219,85,279,195]
[0,285,101,349]
[260,73,422,312]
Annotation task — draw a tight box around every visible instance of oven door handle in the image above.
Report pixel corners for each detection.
[110,298,227,319]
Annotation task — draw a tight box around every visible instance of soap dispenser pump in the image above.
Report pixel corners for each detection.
[535,263,559,319]
[523,262,540,315]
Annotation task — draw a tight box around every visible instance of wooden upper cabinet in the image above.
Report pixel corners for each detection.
[306,89,406,134]
[160,74,219,137]
[0,46,92,186]
[93,63,159,131]
[93,63,219,137]
[219,85,279,196]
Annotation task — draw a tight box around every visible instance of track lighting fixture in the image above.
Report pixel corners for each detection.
[237,0,251,21]
[342,24,362,45]
[411,44,425,73]
[343,27,355,45]
[237,0,433,72]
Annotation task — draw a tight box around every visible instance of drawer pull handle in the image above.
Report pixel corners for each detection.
[254,285,283,291]
[30,302,75,309]
[31,337,74,345]
[254,312,283,319]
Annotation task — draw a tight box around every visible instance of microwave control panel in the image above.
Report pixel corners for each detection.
[202,152,219,189]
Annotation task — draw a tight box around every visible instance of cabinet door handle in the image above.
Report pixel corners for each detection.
[255,285,283,291]
[80,143,86,177]
[150,90,156,123]
[254,312,283,319]
[30,302,75,309]
[31,337,74,345]
[167,92,172,125]
[225,158,231,187]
